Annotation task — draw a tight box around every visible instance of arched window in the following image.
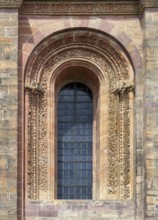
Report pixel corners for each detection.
[57,83,93,199]
[25,30,134,202]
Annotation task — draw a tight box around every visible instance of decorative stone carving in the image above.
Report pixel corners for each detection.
[38,78,48,192]
[139,0,158,11]
[20,0,158,15]
[25,81,44,199]
[25,81,44,95]
[27,93,38,199]
[107,94,118,194]
[25,30,134,200]
[140,0,158,7]
[119,92,130,199]
[20,1,139,15]
[111,80,134,94]
[0,0,23,7]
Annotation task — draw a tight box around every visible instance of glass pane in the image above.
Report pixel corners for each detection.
[57,83,93,200]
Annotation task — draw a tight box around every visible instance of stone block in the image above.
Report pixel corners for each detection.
[0,20,18,28]
[5,28,17,36]
[0,37,12,44]
[0,177,7,187]
[146,196,155,204]
[0,158,8,169]
[0,61,17,71]
[0,14,10,20]
[0,28,4,36]
[39,211,58,217]
[25,210,39,217]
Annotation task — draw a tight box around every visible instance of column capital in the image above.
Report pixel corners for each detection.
[0,0,23,8]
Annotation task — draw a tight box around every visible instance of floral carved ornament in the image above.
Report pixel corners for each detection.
[24,30,134,200]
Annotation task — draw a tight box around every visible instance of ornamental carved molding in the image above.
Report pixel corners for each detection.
[20,1,139,15]
[24,29,134,200]
[140,0,158,7]
[0,0,23,8]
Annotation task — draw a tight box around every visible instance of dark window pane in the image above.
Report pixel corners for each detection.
[57,83,93,200]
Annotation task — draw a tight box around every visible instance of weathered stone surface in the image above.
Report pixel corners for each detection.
[16,8,144,220]
[0,9,18,220]
[0,0,23,8]
[0,2,158,220]
[143,8,158,219]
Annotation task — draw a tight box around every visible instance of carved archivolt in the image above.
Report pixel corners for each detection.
[24,29,134,200]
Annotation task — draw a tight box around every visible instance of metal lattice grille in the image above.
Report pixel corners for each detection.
[57,83,93,199]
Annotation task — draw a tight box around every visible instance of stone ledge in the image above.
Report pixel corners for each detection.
[0,0,154,14]
[20,1,158,15]
[20,1,140,15]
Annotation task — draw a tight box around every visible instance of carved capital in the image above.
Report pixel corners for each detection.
[25,81,44,95]
[0,0,23,8]
[111,80,134,95]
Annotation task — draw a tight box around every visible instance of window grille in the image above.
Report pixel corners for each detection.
[57,83,93,199]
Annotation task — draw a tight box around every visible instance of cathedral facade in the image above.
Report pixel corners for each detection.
[0,0,158,219]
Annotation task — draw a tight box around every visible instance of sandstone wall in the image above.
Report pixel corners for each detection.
[142,8,158,219]
[18,15,144,220]
[0,9,18,220]
[2,4,158,220]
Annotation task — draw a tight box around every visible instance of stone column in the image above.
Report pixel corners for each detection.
[0,1,23,220]
[141,2,158,219]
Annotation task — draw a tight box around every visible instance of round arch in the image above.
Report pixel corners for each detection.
[24,28,134,201]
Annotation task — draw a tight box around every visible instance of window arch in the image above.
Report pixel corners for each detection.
[57,82,93,199]
[24,29,134,201]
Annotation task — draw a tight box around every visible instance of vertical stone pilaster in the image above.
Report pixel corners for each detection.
[142,8,158,219]
[0,8,18,220]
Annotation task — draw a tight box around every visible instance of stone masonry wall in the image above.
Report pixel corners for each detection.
[25,201,135,220]
[1,5,158,220]
[18,15,144,220]
[0,9,18,220]
[143,8,158,219]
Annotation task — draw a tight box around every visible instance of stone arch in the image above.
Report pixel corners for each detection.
[20,20,142,72]
[24,28,134,201]
[24,28,134,82]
